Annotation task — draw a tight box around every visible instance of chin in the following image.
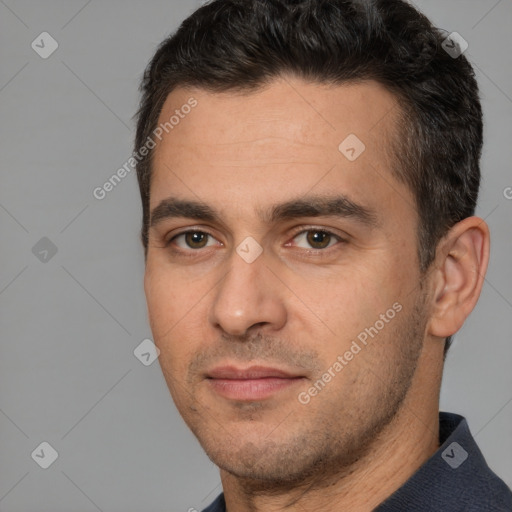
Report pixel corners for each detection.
[198,428,343,486]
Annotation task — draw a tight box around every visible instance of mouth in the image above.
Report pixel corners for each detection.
[205,365,306,401]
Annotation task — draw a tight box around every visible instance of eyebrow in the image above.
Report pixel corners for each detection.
[265,195,378,227]
[149,194,379,229]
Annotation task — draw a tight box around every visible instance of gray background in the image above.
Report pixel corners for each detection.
[0,0,511,510]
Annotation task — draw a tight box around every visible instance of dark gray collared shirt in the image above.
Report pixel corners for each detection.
[201,412,512,511]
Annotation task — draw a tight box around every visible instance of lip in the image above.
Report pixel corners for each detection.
[207,365,300,380]
[206,365,305,401]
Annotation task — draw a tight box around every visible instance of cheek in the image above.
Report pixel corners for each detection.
[144,264,205,362]
[145,260,194,325]
[287,261,412,368]
[293,264,398,331]
[144,268,175,334]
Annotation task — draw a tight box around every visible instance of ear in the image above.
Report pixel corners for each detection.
[428,216,490,338]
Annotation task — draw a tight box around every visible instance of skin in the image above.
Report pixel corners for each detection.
[144,76,490,511]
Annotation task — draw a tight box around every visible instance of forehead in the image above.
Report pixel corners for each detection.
[154,78,399,157]
[149,77,413,225]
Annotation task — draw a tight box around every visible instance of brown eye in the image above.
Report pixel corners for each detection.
[170,231,216,250]
[306,231,332,249]
[291,229,339,250]
[185,232,209,248]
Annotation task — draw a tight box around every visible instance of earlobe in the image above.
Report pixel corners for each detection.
[428,217,490,338]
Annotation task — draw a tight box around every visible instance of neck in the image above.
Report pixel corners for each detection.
[220,346,443,512]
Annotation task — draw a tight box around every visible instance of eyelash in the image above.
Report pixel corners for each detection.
[166,227,346,256]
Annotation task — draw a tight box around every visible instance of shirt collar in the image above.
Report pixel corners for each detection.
[376,411,491,510]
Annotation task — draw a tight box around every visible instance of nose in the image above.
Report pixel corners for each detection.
[208,244,287,337]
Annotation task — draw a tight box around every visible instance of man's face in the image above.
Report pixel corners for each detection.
[144,77,430,483]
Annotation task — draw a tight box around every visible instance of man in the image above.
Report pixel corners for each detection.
[134,0,512,510]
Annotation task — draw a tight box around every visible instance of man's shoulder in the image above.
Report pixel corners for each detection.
[377,411,512,511]
[457,475,512,511]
